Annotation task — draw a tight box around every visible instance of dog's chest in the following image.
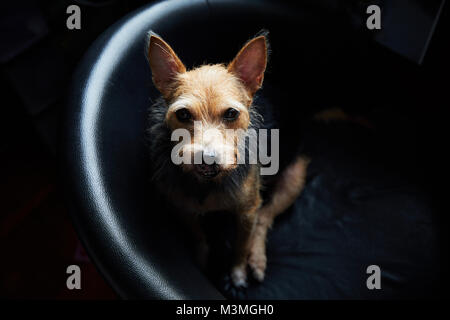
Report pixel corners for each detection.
[168,188,235,214]
[163,169,260,215]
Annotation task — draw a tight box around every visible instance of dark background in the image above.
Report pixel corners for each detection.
[0,0,154,299]
[0,0,449,299]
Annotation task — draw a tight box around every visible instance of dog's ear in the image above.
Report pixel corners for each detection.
[228,35,268,96]
[147,34,186,99]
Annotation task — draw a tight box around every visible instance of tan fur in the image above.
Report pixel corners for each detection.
[166,65,251,128]
[314,107,374,129]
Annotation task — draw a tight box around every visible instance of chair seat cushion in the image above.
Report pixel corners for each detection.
[206,123,440,299]
[65,0,442,299]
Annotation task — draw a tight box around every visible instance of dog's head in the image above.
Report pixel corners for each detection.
[147,33,268,182]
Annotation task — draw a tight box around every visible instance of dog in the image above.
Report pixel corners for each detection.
[146,31,309,287]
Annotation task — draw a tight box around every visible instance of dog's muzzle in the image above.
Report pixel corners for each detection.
[194,163,220,178]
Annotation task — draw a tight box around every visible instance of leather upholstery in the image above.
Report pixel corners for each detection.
[64,0,309,300]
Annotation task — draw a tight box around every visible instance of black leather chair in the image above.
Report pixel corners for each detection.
[64,0,441,299]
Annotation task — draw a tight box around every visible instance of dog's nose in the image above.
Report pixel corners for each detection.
[202,148,217,165]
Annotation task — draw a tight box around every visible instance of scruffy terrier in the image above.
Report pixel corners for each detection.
[146,31,309,287]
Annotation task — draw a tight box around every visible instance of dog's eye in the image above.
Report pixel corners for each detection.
[175,108,192,122]
[223,108,240,121]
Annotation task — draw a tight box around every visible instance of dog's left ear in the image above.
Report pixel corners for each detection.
[228,35,268,96]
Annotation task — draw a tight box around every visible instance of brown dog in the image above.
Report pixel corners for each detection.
[146,32,309,287]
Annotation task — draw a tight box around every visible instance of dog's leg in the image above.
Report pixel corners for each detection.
[177,211,209,270]
[230,170,263,288]
[191,217,210,271]
[231,203,260,287]
[249,155,310,281]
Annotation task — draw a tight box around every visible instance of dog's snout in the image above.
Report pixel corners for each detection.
[194,163,219,178]
[202,148,217,164]
[195,148,220,178]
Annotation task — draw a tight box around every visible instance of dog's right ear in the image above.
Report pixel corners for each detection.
[147,34,186,99]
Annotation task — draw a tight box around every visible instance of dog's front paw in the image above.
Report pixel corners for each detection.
[231,265,248,288]
[248,245,267,282]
